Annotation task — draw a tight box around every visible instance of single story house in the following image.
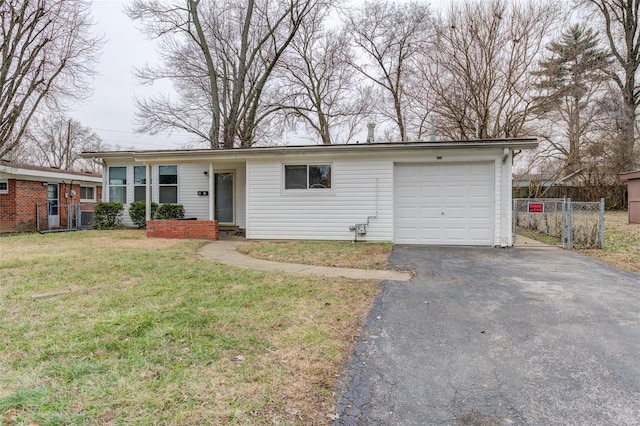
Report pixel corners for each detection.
[0,160,102,232]
[84,138,537,246]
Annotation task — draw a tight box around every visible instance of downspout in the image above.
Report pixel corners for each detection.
[99,159,106,202]
[501,148,510,247]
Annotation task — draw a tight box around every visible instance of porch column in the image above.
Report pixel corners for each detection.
[208,162,215,221]
[145,163,152,221]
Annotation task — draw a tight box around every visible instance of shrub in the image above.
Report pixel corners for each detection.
[93,202,124,229]
[128,201,159,229]
[156,204,185,220]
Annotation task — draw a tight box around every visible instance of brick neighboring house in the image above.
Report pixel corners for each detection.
[0,160,102,232]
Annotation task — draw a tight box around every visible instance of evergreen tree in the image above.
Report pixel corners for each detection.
[533,24,612,174]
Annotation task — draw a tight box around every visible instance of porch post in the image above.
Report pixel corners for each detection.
[208,162,215,221]
[145,163,152,221]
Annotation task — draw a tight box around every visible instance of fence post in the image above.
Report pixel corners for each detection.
[599,198,605,249]
[76,204,81,229]
[567,198,573,250]
[561,200,566,247]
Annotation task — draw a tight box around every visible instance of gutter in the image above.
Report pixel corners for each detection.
[82,138,539,163]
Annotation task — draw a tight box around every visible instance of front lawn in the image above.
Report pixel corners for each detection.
[237,240,393,270]
[580,210,640,274]
[0,231,378,424]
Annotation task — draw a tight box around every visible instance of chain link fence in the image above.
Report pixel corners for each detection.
[513,198,605,249]
[36,203,95,232]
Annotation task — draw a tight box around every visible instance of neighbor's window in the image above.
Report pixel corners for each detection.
[108,167,126,203]
[133,165,148,202]
[158,165,178,203]
[284,164,331,190]
[80,186,96,202]
[0,180,7,194]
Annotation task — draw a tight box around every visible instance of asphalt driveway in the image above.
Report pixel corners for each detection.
[334,246,640,425]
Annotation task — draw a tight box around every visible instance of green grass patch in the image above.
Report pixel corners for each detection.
[578,211,640,274]
[0,230,378,424]
[237,240,393,270]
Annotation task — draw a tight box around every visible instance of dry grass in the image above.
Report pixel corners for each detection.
[237,240,393,270]
[0,230,379,425]
[579,211,640,274]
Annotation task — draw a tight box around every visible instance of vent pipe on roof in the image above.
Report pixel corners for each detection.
[366,122,375,143]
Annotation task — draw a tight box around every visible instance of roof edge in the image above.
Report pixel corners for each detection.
[82,138,539,160]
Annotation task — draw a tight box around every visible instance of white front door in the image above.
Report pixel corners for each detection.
[394,162,494,245]
[47,183,60,228]
[215,172,234,225]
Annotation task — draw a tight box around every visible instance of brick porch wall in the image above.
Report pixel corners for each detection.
[146,219,219,241]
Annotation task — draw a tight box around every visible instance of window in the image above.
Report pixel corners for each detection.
[284,164,331,190]
[0,180,7,194]
[133,165,148,202]
[158,165,178,203]
[109,167,126,203]
[80,186,96,202]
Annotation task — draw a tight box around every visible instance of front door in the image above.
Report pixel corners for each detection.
[47,183,60,228]
[215,172,234,225]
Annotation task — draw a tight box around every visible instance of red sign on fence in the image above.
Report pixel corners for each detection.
[528,202,544,213]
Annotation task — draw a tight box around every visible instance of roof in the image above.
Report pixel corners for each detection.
[619,170,640,181]
[0,159,102,183]
[82,138,538,163]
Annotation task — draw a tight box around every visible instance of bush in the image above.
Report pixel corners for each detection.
[128,201,159,229]
[156,204,185,220]
[93,202,124,229]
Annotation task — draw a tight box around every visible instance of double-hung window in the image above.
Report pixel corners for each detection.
[133,165,148,202]
[158,165,178,203]
[0,180,8,194]
[284,164,331,190]
[108,167,127,203]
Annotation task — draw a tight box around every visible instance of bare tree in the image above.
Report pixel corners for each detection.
[20,111,105,172]
[582,0,640,172]
[0,0,101,159]
[423,0,560,140]
[127,0,324,149]
[345,0,432,142]
[277,12,372,145]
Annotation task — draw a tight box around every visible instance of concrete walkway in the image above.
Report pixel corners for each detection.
[198,240,413,281]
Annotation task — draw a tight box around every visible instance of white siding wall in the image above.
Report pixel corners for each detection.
[246,149,509,244]
[234,163,247,227]
[177,163,209,219]
[247,157,394,241]
[105,147,513,244]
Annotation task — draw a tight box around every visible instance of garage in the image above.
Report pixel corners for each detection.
[394,162,494,245]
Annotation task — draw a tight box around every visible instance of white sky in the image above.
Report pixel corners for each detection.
[71,0,188,150]
[72,0,446,151]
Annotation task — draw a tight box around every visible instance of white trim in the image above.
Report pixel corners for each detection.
[0,164,101,183]
[158,164,179,204]
[80,185,97,202]
[133,165,148,203]
[208,162,214,221]
[0,179,8,194]
[281,162,333,193]
[214,170,235,225]
[107,166,127,204]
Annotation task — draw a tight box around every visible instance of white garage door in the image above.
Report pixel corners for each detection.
[394,162,494,245]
